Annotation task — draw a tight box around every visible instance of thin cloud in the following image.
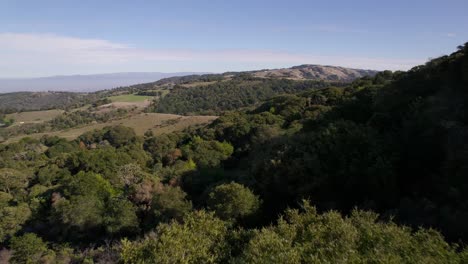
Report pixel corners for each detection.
[0,33,423,77]
[446,33,456,38]
[310,24,369,34]
[271,24,369,34]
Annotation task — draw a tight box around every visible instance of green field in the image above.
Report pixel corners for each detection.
[108,94,153,102]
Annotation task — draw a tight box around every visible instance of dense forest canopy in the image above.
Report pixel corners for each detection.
[154,78,339,114]
[0,92,99,113]
[0,44,467,263]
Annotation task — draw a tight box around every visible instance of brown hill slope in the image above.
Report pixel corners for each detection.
[252,64,377,82]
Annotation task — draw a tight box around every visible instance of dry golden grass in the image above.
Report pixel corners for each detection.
[95,100,152,113]
[108,94,153,102]
[4,113,217,143]
[6,110,65,125]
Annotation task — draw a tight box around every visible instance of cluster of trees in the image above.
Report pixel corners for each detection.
[0,113,14,127]
[155,78,337,114]
[0,92,100,113]
[121,202,467,264]
[0,123,48,140]
[151,74,225,87]
[91,98,112,107]
[49,109,128,130]
[104,74,225,96]
[0,43,467,262]
[135,91,163,97]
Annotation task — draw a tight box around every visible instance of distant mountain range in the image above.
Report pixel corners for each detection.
[0,65,378,94]
[0,72,205,93]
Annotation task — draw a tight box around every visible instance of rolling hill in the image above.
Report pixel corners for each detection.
[251,64,377,81]
[0,65,377,112]
[112,65,378,92]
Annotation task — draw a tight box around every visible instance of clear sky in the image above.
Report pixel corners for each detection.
[0,0,466,77]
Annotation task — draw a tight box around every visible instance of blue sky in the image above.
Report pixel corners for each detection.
[0,0,466,77]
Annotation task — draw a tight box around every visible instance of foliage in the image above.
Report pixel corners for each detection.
[120,211,228,264]
[152,186,192,223]
[181,136,233,168]
[0,91,98,112]
[9,233,49,264]
[0,203,31,243]
[235,201,463,263]
[0,43,468,263]
[207,182,260,221]
[155,78,333,114]
[51,172,139,240]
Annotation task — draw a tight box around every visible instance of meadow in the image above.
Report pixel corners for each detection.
[108,94,154,102]
[4,113,217,143]
[6,109,65,124]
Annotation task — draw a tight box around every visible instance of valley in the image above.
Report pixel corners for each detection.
[0,64,372,142]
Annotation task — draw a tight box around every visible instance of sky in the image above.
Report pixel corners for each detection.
[0,0,466,78]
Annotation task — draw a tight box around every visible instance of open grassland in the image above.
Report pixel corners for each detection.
[108,94,154,102]
[6,109,65,125]
[103,94,154,111]
[4,113,217,143]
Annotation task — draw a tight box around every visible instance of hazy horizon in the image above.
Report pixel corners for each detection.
[0,72,206,93]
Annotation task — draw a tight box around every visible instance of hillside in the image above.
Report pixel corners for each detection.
[0,64,375,113]
[116,65,376,115]
[154,77,336,114]
[119,65,377,91]
[252,64,377,81]
[2,113,216,144]
[0,92,97,113]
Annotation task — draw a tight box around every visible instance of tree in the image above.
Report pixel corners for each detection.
[0,203,31,242]
[0,168,29,195]
[143,134,179,164]
[121,211,228,264]
[152,186,192,223]
[104,198,139,236]
[104,125,137,148]
[181,137,233,168]
[236,201,462,263]
[52,171,141,239]
[9,233,48,264]
[116,163,152,189]
[207,182,260,221]
[36,164,70,186]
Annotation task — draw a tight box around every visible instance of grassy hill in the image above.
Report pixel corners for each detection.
[6,109,65,124]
